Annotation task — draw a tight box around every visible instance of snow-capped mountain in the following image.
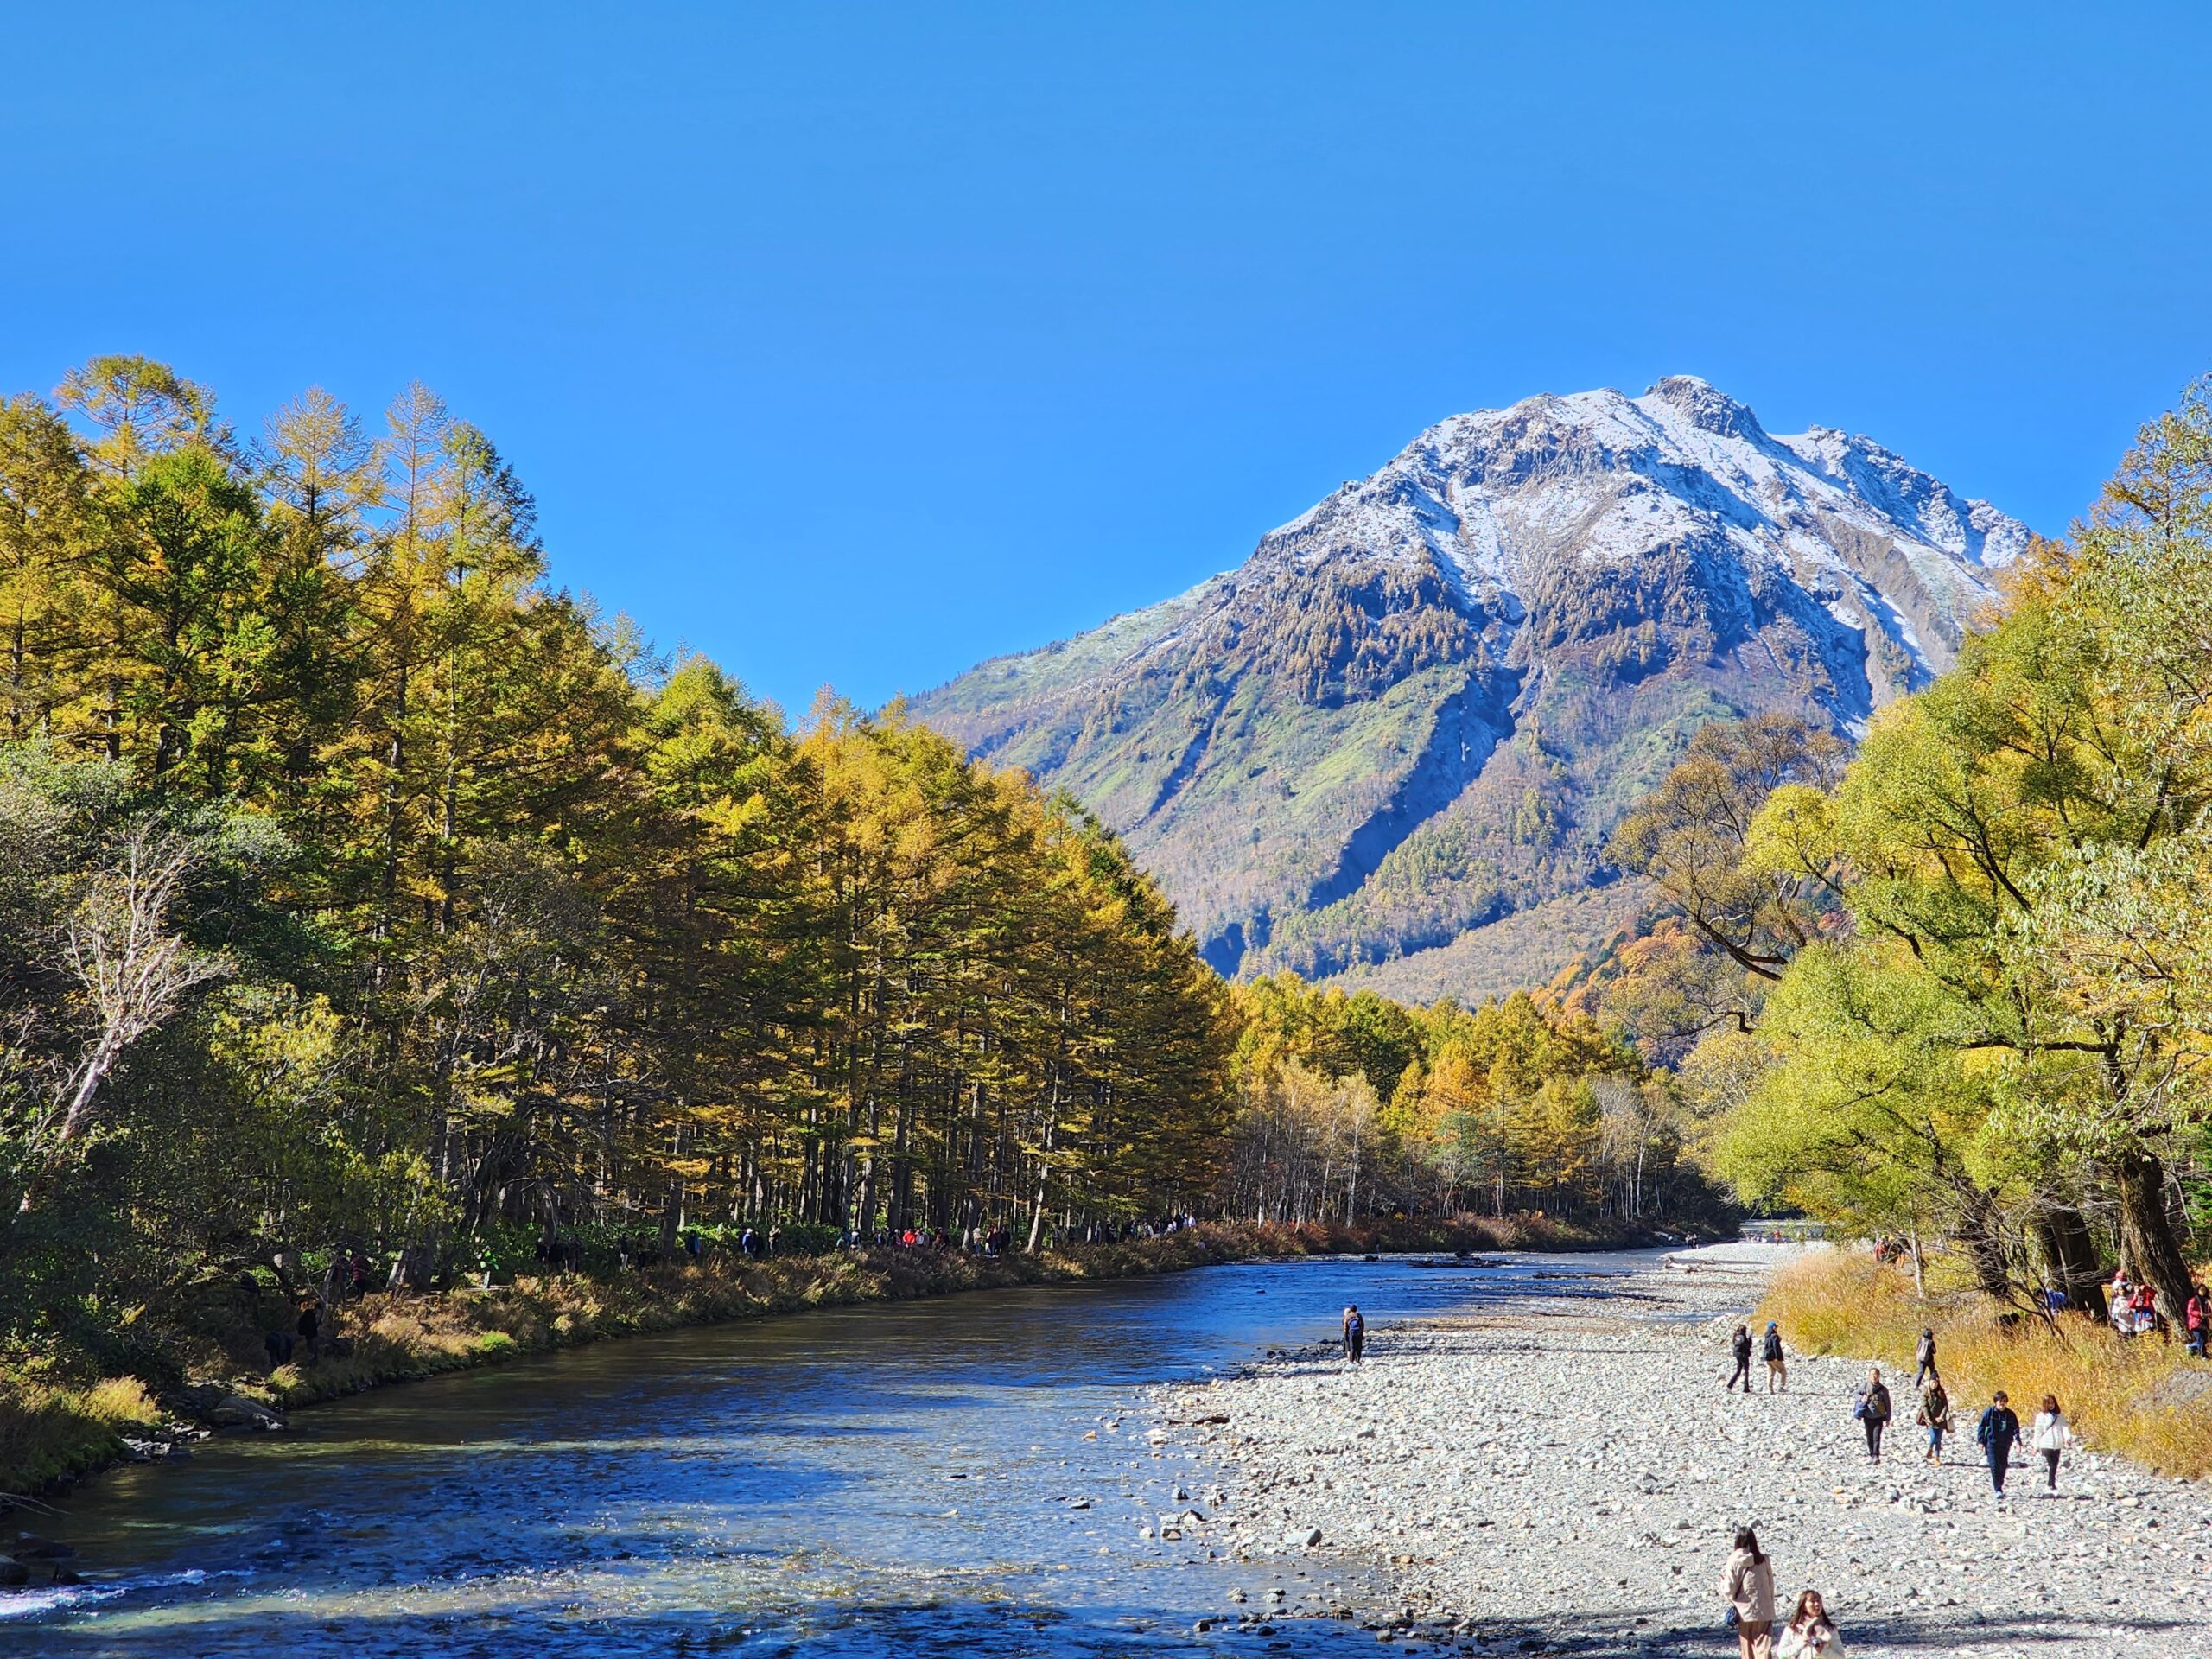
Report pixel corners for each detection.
[909,378,2030,1001]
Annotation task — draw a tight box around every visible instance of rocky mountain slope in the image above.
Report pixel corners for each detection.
[908,378,2029,1000]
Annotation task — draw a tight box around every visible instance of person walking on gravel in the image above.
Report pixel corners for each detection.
[1341,1303,1365,1365]
[2030,1394,2071,1493]
[1726,1323,1754,1392]
[1761,1321,1787,1393]
[1912,1327,1937,1389]
[1852,1368,1891,1462]
[1719,1526,1777,1659]
[1976,1389,2022,1499]
[1916,1375,1951,1464]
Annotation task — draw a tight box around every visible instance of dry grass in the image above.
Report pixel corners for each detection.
[1759,1247,2212,1481]
[0,1370,159,1500]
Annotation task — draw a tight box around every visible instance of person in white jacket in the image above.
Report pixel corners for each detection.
[1777,1588,1845,1657]
[2031,1393,2071,1492]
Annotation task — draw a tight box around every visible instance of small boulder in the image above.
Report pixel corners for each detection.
[207,1395,285,1432]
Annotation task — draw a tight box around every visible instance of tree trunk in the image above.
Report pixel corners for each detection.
[2115,1151,2196,1324]
[2032,1203,2106,1319]
[1948,1185,2013,1300]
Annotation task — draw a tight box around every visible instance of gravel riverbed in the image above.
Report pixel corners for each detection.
[1147,1243,2210,1657]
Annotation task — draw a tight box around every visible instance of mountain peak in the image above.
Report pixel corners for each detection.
[911,382,2029,1000]
[1639,374,1767,440]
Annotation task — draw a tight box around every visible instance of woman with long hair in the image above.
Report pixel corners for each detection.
[1777,1588,1845,1656]
[1719,1527,1777,1659]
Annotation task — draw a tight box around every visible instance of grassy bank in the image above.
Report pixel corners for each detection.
[0,1376,162,1503]
[3,1211,1668,1505]
[1758,1247,2212,1480]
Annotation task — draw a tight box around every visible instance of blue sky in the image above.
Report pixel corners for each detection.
[3,4,2208,715]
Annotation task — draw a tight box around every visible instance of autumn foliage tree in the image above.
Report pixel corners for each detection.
[0,359,1236,1362]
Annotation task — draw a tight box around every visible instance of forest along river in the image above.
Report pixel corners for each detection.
[10,1249,1666,1657]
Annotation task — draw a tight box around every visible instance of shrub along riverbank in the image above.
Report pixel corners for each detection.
[1758,1246,2212,1481]
[2,1211,1680,1509]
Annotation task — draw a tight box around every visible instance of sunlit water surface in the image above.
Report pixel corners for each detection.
[10,1249,1661,1656]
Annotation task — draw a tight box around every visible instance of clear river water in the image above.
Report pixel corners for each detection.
[6,1249,1659,1657]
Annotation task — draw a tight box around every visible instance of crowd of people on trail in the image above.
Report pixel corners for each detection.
[1725,1316,2084,1503]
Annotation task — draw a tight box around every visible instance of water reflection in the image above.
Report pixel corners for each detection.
[12,1249,1656,1656]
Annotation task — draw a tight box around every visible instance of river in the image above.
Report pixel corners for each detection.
[7,1249,1661,1656]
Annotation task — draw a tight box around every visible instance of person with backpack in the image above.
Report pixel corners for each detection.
[1726,1324,1754,1392]
[1717,1526,1777,1659]
[1916,1375,1951,1465]
[1976,1389,2022,1498]
[2188,1285,2209,1359]
[1852,1368,1891,1463]
[2030,1394,2071,1492]
[1911,1328,1936,1389]
[1761,1321,1787,1393]
[1342,1304,1365,1365]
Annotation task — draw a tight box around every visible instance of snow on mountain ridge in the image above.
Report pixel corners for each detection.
[1249,377,2027,690]
[907,378,2032,999]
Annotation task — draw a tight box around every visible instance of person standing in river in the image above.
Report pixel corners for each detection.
[1976,1389,2022,1499]
[1853,1368,1891,1462]
[1726,1323,1754,1392]
[1718,1526,1777,1659]
[1342,1304,1365,1365]
[1761,1320,1787,1392]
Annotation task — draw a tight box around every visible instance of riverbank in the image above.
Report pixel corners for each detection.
[1157,1243,2210,1657]
[1,1211,1678,1512]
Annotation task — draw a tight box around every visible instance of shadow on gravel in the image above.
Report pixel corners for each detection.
[1437,1605,2191,1656]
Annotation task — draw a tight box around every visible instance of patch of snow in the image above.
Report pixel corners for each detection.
[1236,377,2027,691]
